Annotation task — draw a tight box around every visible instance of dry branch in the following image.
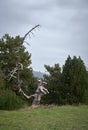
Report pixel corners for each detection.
[22,24,40,44]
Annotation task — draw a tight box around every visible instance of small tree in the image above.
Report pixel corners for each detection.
[43,64,62,104]
[0,34,35,89]
[61,56,87,104]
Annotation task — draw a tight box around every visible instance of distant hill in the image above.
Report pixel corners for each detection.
[33,71,44,79]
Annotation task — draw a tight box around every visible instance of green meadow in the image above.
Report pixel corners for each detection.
[0,105,88,130]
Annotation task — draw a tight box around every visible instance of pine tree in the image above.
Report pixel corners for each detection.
[43,64,61,104]
[0,34,36,92]
[62,56,87,104]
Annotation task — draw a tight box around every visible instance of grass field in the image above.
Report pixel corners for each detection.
[0,105,88,130]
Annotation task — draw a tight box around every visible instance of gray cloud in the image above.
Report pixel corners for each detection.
[55,0,88,9]
[0,0,88,71]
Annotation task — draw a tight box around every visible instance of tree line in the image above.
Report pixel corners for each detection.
[0,34,88,110]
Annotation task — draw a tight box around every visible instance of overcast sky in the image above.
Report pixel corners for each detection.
[0,0,88,72]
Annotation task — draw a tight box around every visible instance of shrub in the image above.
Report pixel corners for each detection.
[0,89,26,110]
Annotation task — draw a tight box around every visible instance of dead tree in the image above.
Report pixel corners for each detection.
[8,25,49,106]
[9,61,49,106]
[32,80,49,107]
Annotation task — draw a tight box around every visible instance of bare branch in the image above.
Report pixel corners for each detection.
[18,88,32,99]
[22,24,40,44]
[24,41,30,46]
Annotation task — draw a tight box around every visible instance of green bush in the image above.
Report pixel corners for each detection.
[0,89,26,110]
[82,89,88,105]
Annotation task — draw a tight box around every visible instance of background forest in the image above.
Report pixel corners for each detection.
[0,34,88,110]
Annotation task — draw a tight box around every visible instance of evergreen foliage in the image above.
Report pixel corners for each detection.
[82,71,88,104]
[0,34,88,108]
[0,34,37,109]
[61,56,87,104]
[0,89,26,110]
[0,34,36,90]
[44,56,88,105]
[0,68,5,88]
[43,64,62,104]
